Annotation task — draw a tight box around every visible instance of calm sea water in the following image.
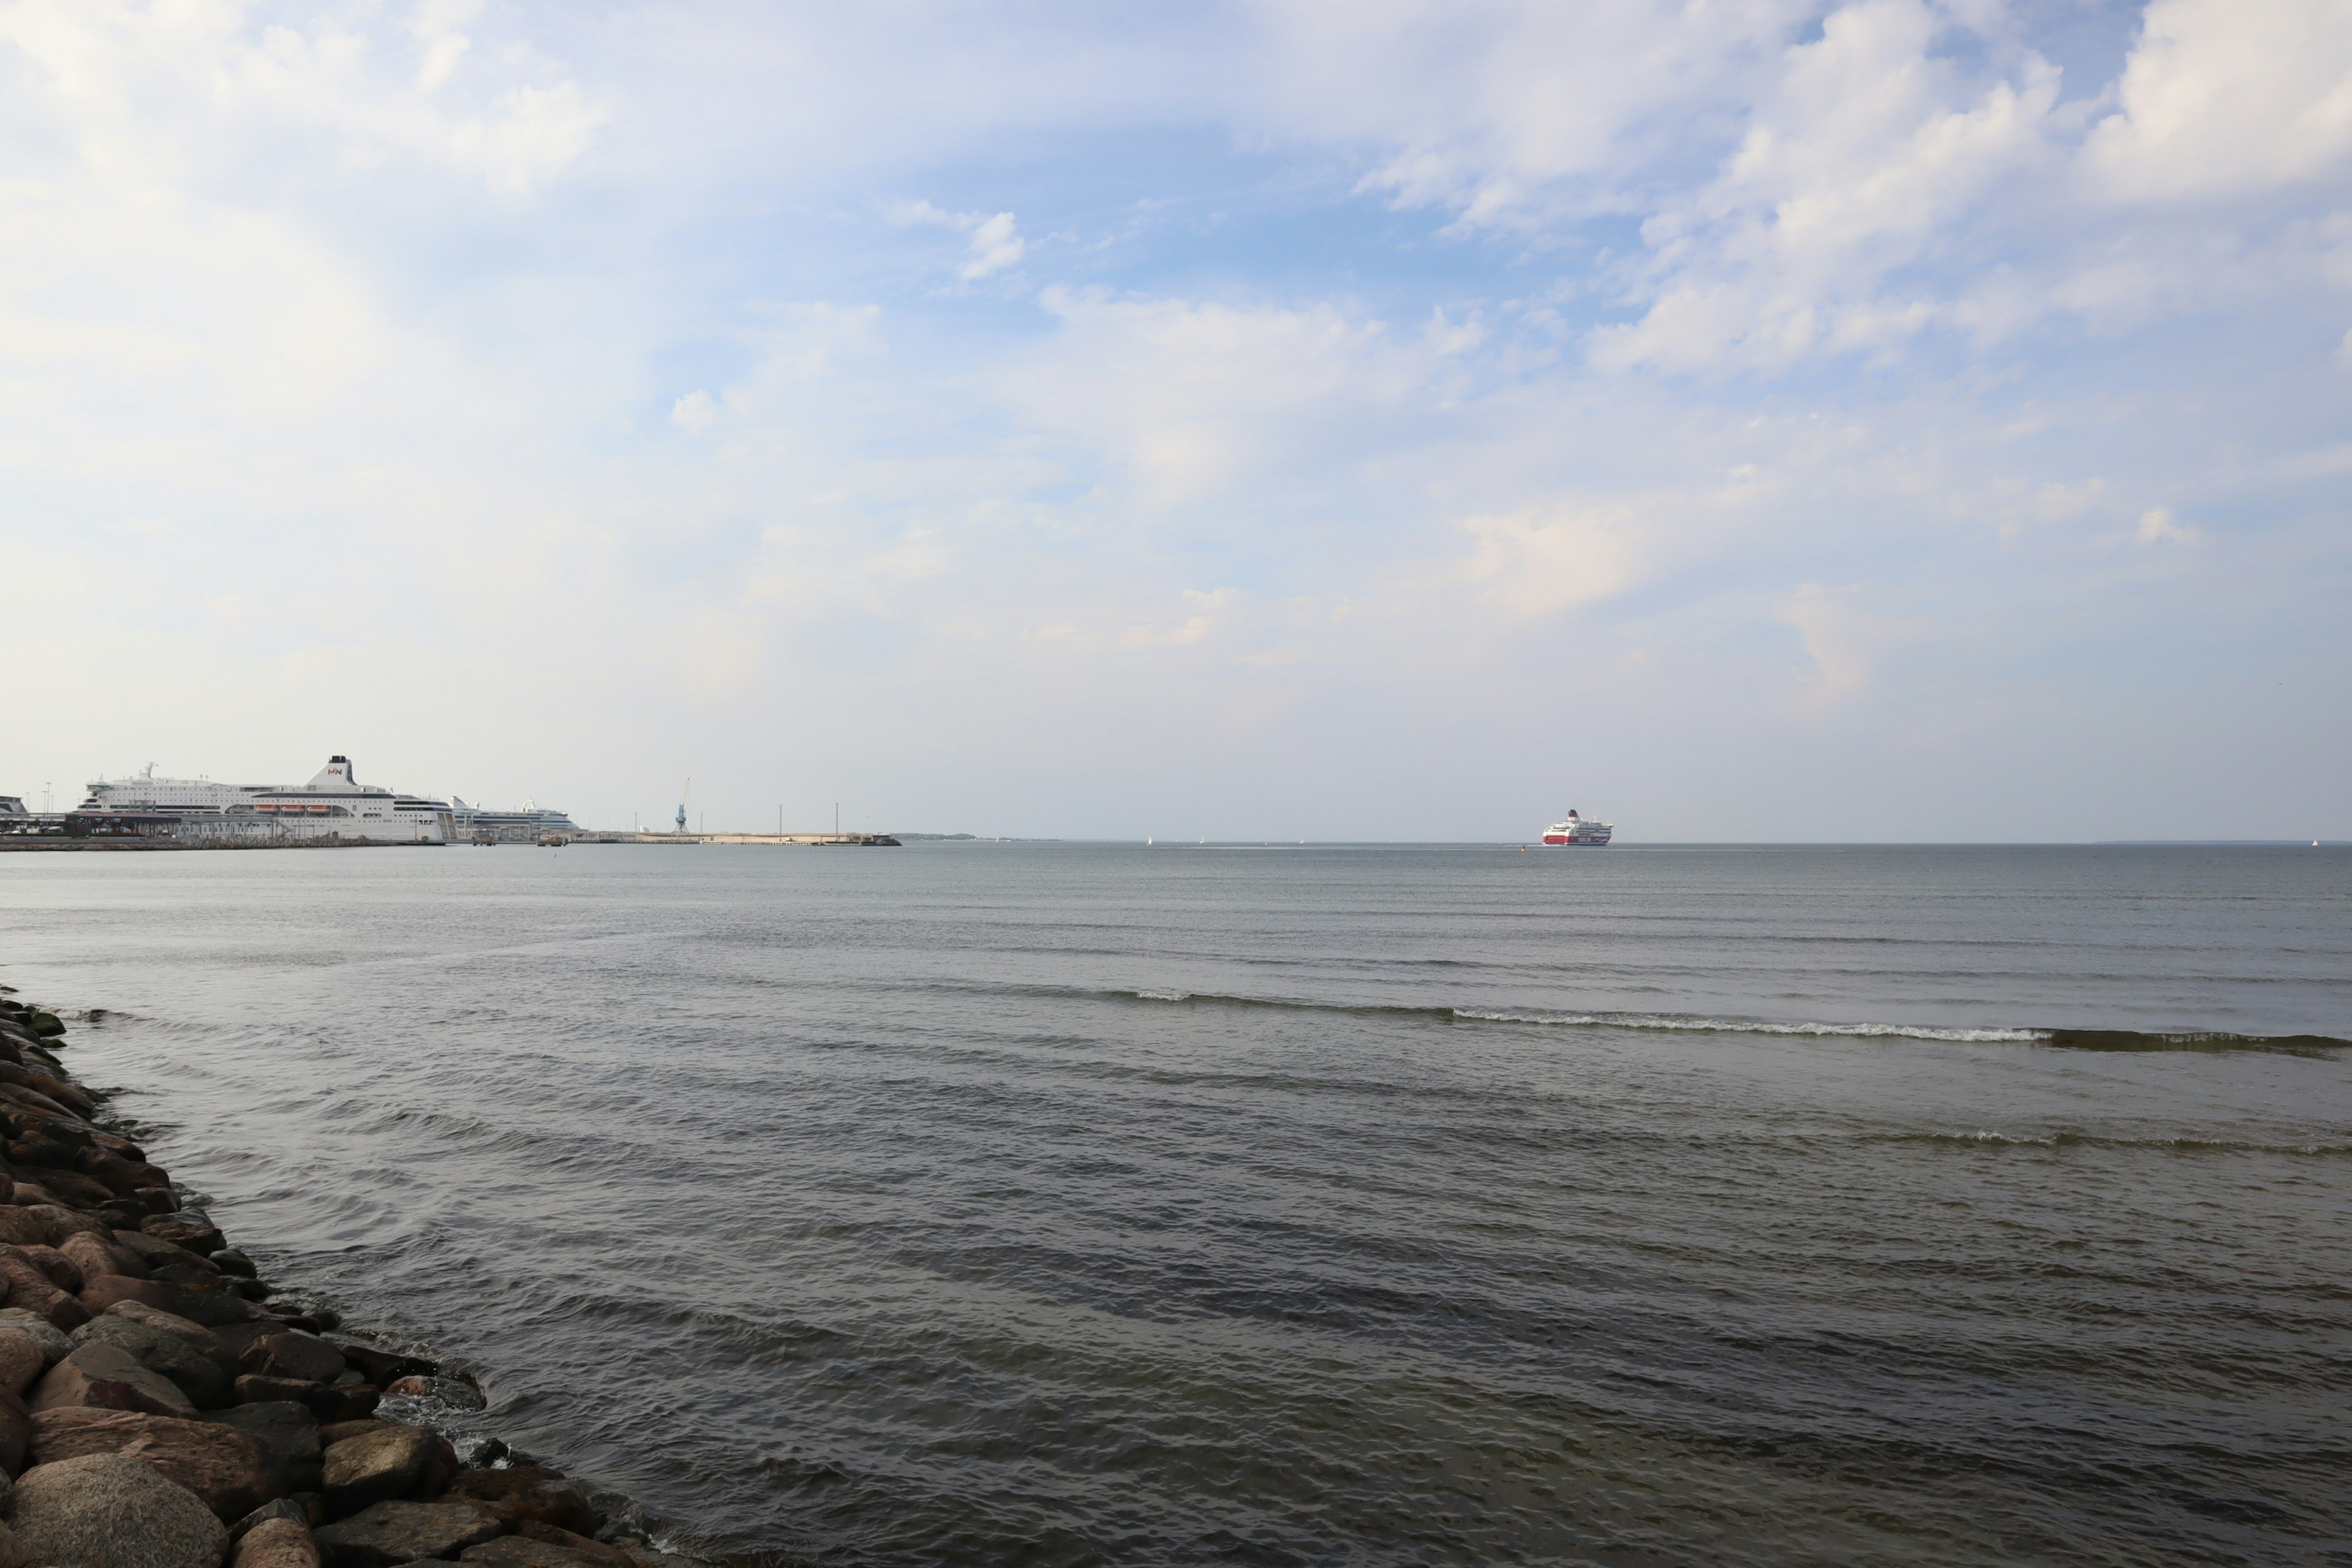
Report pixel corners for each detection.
[0,843,2346,1567]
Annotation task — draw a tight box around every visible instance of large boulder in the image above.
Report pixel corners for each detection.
[513,1523,630,1568]
[0,1385,29,1474]
[0,1207,46,1247]
[321,1425,439,1518]
[243,1333,345,1385]
[313,1500,505,1568]
[206,1401,323,1493]
[0,1325,46,1395]
[9,1451,229,1568]
[236,1517,323,1568]
[116,1230,206,1272]
[28,1406,281,1519]
[35,1341,200,1419]
[112,1303,236,1373]
[75,1316,232,1409]
[440,1469,595,1536]
[83,1275,186,1317]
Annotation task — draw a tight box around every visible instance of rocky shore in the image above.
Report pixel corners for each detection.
[0,990,706,1568]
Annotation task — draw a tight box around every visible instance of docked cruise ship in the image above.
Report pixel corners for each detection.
[447,797,584,842]
[78,758,455,843]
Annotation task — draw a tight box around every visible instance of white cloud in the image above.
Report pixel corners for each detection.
[2085,0,2352,201]
[671,390,720,434]
[891,199,1027,279]
[2135,506,2199,545]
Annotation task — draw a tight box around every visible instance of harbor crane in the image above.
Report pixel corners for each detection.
[676,777,690,835]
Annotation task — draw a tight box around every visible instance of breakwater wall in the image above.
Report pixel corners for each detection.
[0,992,717,1568]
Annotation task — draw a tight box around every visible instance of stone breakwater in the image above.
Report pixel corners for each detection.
[0,992,711,1568]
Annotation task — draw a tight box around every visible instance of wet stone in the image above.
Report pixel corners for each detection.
[313,1500,507,1568]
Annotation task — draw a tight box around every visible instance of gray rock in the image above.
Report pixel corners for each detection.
[28,1406,281,1520]
[34,1340,200,1419]
[75,1314,232,1408]
[314,1501,505,1568]
[110,1302,237,1375]
[10,1451,230,1568]
[0,1306,72,1366]
[206,1401,323,1493]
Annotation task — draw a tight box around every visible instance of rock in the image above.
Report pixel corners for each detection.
[317,1420,392,1447]
[0,1385,29,1474]
[24,1012,63,1038]
[116,1229,205,1270]
[111,1303,236,1372]
[34,1169,121,1212]
[29,1406,281,1519]
[34,1340,200,1419]
[213,1251,259,1278]
[0,1327,45,1395]
[313,1501,506,1568]
[231,1499,314,1540]
[172,1280,258,1327]
[237,1377,380,1423]
[0,1245,90,1330]
[459,1539,606,1568]
[236,1516,323,1568]
[64,1229,150,1281]
[10,1451,229,1568]
[441,1469,596,1536]
[21,1242,84,1292]
[206,1402,322,1493]
[322,1425,438,1518]
[331,1344,434,1386]
[0,1306,71,1366]
[28,1204,110,1245]
[144,1213,228,1256]
[74,1315,233,1409]
[85,1274,187,1317]
[613,1544,699,1568]
[9,1183,61,1208]
[244,1334,346,1385]
[514,1523,631,1568]
[0,1207,48,1247]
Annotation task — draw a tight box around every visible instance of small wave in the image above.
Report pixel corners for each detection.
[1112,987,2345,1052]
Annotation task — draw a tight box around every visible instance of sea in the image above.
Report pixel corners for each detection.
[0,843,2345,1567]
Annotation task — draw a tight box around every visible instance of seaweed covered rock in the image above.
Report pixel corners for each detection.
[11,1451,228,1568]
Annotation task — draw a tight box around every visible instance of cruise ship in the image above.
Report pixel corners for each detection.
[78,758,454,843]
[1540,809,1613,846]
[447,797,584,842]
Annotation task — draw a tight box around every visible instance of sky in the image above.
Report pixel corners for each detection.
[1,0,2347,841]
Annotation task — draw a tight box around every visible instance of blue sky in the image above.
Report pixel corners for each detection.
[2,0,2346,839]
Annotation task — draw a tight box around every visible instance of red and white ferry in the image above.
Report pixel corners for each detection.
[1541,810,1612,846]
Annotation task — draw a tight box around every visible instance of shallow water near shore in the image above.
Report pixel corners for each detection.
[0,843,2348,1566]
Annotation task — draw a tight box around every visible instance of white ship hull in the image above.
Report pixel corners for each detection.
[1540,810,1613,846]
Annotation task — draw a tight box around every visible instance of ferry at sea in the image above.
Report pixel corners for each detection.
[75,757,582,845]
[1540,809,1612,845]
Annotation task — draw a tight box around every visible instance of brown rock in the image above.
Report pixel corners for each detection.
[111,1302,235,1373]
[238,1515,324,1568]
[10,1183,60,1208]
[244,1333,346,1385]
[0,1245,89,1330]
[143,1212,228,1255]
[0,1207,47,1247]
[28,1404,281,1518]
[206,1400,322,1493]
[515,1523,631,1568]
[0,1384,29,1473]
[83,1273,184,1318]
[63,1229,149,1281]
[0,1325,45,1396]
[333,1344,434,1386]
[314,1500,505,1568]
[322,1424,437,1518]
[31,1169,118,1211]
[442,1468,596,1536]
[115,1228,206,1271]
[28,1204,110,1245]
[33,1340,199,1418]
[22,1243,85,1293]
[318,1420,393,1447]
